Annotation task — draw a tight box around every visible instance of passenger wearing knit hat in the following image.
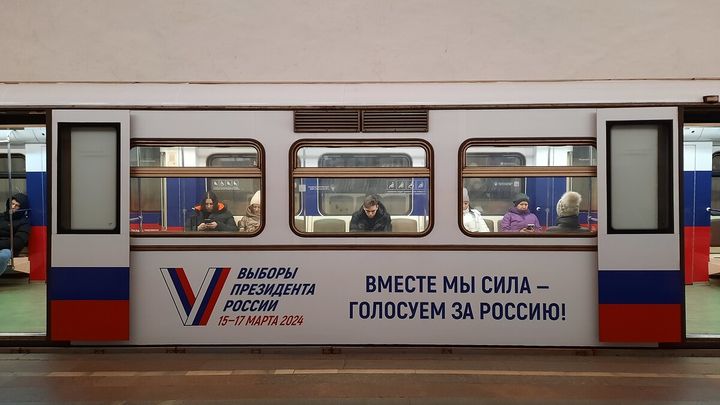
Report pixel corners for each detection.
[250,190,261,206]
[462,187,489,232]
[500,192,541,232]
[546,191,591,233]
[238,190,262,233]
[556,191,581,217]
[512,193,530,207]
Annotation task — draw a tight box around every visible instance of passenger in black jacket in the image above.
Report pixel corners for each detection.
[185,191,238,232]
[0,193,30,276]
[546,191,592,234]
[350,194,392,232]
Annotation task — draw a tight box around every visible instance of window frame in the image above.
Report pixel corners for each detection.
[290,139,433,237]
[129,139,264,237]
[459,138,597,237]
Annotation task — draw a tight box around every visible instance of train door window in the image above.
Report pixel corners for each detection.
[130,142,263,235]
[606,122,673,232]
[0,154,26,206]
[291,140,432,235]
[57,124,120,233]
[461,140,597,235]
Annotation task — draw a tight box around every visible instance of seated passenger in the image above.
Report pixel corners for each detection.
[238,191,261,233]
[500,193,541,233]
[0,193,30,277]
[185,191,238,232]
[350,194,392,232]
[546,191,591,233]
[462,187,489,232]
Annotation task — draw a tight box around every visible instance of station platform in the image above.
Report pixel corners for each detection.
[0,347,719,404]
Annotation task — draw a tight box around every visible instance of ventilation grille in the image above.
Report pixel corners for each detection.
[362,110,429,133]
[294,111,361,133]
[294,109,429,133]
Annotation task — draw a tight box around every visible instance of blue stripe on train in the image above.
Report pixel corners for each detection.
[49,267,129,300]
[598,270,682,305]
[684,170,711,227]
[26,171,47,227]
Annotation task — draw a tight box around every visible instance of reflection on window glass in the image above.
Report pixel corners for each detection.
[130,177,261,234]
[318,178,414,215]
[208,154,258,167]
[296,147,427,168]
[293,177,429,234]
[0,154,27,210]
[465,145,596,167]
[0,154,26,174]
[130,146,258,168]
[319,153,411,168]
[462,177,597,234]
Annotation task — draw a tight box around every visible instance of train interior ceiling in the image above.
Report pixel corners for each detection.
[0,109,719,341]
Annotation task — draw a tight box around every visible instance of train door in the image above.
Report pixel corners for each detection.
[0,119,47,337]
[49,110,130,341]
[596,107,682,343]
[682,109,720,337]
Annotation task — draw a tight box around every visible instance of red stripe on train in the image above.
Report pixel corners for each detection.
[51,300,129,341]
[599,304,681,343]
[683,226,710,284]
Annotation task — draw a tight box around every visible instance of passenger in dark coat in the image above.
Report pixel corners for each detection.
[185,191,238,232]
[0,193,31,276]
[546,191,592,234]
[350,194,392,232]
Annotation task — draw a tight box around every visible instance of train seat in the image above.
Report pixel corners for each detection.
[484,216,503,232]
[312,218,347,233]
[392,218,418,232]
[12,256,30,274]
[294,218,306,232]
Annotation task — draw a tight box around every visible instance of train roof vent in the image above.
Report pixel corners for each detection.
[294,110,361,133]
[362,110,429,133]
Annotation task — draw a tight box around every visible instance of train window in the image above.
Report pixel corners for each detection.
[130,142,263,235]
[711,152,720,211]
[461,140,597,236]
[0,154,26,207]
[291,141,432,235]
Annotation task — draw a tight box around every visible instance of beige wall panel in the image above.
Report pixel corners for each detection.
[1,0,719,83]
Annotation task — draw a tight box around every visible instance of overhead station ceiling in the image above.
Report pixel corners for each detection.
[684,125,720,142]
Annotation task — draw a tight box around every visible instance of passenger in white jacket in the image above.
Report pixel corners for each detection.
[462,188,490,232]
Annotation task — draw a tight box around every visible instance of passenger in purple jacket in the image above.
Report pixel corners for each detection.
[500,193,541,233]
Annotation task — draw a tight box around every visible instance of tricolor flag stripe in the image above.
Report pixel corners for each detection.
[192,267,230,326]
[198,268,231,326]
[161,267,231,327]
[166,268,195,315]
[176,269,197,308]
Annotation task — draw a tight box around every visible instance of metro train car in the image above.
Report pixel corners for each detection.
[1,82,719,346]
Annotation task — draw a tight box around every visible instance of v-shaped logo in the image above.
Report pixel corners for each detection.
[160,267,231,326]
